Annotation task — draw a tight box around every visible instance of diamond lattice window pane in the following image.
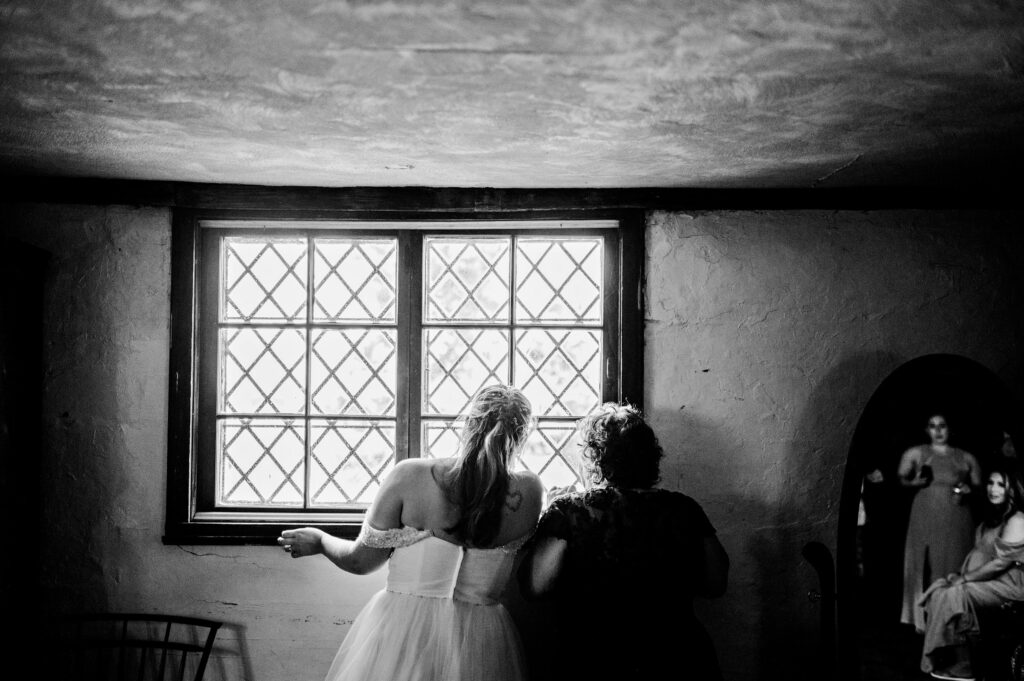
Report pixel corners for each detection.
[309,420,395,505]
[515,329,601,416]
[516,237,602,324]
[519,420,583,490]
[422,419,462,459]
[221,327,306,414]
[424,328,509,415]
[425,237,510,323]
[311,329,397,416]
[219,418,305,506]
[222,236,307,323]
[313,238,397,323]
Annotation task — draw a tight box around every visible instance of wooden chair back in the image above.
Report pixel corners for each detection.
[58,613,222,681]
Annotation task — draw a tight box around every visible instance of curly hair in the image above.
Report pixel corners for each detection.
[576,402,663,489]
[441,384,534,547]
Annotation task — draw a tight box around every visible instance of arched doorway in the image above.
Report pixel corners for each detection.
[837,354,1022,680]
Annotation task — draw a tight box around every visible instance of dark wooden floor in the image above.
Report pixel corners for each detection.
[858,621,931,681]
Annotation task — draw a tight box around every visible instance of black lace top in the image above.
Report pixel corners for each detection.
[536,486,714,600]
[529,486,722,680]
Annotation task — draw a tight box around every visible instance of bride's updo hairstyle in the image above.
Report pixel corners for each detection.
[442,384,534,547]
[577,402,663,489]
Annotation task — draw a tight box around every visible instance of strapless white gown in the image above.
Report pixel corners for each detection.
[323,525,530,681]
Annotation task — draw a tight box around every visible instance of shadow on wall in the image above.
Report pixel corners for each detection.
[206,621,255,681]
[33,223,133,617]
[1,240,50,674]
[649,404,759,681]
[836,353,1024,681]
[750,350,903,681]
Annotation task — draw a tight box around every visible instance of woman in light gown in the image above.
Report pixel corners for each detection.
[278,384,543,681]
[919,464,1024,680]
[899,414,982,631]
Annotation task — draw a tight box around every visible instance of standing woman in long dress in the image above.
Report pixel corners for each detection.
[278,384,543,681]
[899,414,982,631]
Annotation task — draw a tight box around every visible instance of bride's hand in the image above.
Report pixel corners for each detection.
[278,527,325,559]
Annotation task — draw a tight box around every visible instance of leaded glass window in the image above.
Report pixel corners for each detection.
[421,236,605,493]
[171,214,640,542]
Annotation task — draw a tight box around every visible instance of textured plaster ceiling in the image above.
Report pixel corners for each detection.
[1,0,1023,188]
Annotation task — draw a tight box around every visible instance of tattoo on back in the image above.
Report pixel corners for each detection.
[505,488,523,512]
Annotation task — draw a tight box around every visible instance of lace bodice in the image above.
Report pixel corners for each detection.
[358,524,433,549]
[358,524,529,605]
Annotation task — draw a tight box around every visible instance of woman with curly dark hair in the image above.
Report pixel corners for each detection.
[919,462,1024,680]
[518,402,729,681]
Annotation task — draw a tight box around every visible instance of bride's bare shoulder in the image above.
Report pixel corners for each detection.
[511,468,542,490]
[510,469,544,508]
[392,457,453,475]
[382,458,447,493]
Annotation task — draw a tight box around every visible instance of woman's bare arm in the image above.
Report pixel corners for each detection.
[277,461,411,574]
[949,513,1024,585]
[965,451,983,489]
[518,535,567,599]
[897,447,928,488]
[277,527,392,574]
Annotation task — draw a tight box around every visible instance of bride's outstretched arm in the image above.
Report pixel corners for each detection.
[277,527,391,574]
[277,463,409,574]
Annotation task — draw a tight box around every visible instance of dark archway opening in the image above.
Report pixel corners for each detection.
[837,354,1022,681]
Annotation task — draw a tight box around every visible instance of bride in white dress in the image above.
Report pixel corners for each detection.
[278,385,543,681]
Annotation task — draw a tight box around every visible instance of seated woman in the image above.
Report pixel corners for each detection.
[919,463,1024,681]
[518,402,729,681]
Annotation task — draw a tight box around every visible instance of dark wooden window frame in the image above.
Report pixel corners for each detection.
[165,207,644,545]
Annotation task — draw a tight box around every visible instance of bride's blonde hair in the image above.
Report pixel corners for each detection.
[442,385,533,546]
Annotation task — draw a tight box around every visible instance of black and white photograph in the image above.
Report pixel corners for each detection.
[2,2,1023,681]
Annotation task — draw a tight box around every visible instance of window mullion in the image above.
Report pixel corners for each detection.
[509,235,518,388]
[619,215,644,407]
[398,231,422,461]
[196,228,223,513]
[602,230,620,404]
[303,234,315,509]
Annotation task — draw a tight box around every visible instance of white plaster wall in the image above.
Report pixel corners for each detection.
[2,203,384,681]
[4,203,1023,681]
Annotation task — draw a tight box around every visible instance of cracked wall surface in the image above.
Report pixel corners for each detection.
[4,203,1024,680]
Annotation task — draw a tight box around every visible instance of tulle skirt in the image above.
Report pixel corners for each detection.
[324,589,527,681]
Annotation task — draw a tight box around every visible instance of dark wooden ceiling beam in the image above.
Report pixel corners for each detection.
[0,176,1019,211]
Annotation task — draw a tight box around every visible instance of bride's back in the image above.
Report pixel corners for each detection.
[389,458,542,549]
